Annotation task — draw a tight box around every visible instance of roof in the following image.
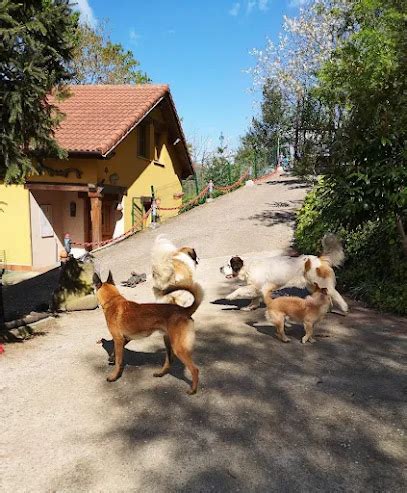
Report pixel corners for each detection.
[49,84,193,175]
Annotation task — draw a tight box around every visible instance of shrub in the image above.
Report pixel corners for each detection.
[295,181,407,315]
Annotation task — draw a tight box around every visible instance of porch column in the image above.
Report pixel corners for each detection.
[88,191,102,246]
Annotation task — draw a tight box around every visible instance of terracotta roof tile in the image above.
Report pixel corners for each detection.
[50,84,169,155]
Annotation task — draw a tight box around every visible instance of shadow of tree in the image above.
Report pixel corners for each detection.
[262,178,311,190]
[72,296,407,492]
[98,337,192,386]
[2,267,61,321]
[248,210,297,226]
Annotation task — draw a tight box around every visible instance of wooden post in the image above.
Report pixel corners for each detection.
[88,192,102,247]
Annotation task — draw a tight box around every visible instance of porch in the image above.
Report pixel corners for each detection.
[25,182,126,269]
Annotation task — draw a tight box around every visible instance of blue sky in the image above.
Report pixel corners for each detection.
[75,1,303,153]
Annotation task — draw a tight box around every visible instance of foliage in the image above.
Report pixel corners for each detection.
[316,0,407,247]
[201,133,243,187]
[249,1,350,171]
[0,0,78,183]
[295,180,407,314]
[235,82,288,174]
[71,21,150,84]
[254,0,407,313]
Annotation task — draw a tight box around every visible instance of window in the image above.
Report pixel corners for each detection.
[138,124,149,158]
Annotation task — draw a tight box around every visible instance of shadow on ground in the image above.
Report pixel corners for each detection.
[2,267,61,321]
[262,178,311,190]
[70,291,407,492]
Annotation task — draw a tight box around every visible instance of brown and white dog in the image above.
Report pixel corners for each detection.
[93,271,204,394]
[262,283,332,343]
[220,234,348,312]
[151,235,199,306]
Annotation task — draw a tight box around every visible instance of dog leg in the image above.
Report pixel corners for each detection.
[331,289,349,313]
[269,311,290,342]
[107,337,125,382]
[226,285,258,301]
[302,321,315,344]
[108,336,130,365]
[153,335,173,378]
[242,296,262,311]
[170,321,199,395]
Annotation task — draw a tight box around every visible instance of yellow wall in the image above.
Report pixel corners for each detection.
[0,185,32,267]
[93,109,184,232]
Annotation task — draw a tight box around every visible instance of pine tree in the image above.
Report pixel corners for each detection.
[0,0,78,183]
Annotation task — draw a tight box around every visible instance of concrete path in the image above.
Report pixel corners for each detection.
[1,176,406,492]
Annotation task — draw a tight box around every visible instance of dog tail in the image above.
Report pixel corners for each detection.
[320,233,345,267]
[161,282,204,317]
[261,283,275,308]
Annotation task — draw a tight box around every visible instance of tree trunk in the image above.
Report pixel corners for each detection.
[396,214,407,257]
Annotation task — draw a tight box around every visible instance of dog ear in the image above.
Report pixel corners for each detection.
[106,270,115,285]
[321,287,328,295]
[191,248,199,264]
[187,248,198,264]
[230,256,244,273]
[93,273,102,289]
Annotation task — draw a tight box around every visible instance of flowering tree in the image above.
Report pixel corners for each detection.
[249,0,350,169]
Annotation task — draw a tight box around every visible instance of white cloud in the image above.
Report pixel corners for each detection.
[74,0,97,28]
[229,2,241,16]
[129,29,141,45]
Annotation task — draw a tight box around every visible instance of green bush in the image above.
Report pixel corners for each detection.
[295,181,407,315]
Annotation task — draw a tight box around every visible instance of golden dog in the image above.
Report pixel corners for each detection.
[93,271,204,394]
[262,283,331,344]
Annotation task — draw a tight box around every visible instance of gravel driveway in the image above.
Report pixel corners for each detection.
[1,175,406,492]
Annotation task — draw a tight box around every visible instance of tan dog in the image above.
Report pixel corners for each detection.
[262,283,331,344]
[93,271,204,394]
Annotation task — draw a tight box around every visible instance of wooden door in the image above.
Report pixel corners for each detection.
[102,201,114,241]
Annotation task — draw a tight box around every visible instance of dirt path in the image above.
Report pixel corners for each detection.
[1,176,406,492]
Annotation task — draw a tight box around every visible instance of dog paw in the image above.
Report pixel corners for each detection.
[301,336,315,344]
[106,373,121,382]
[225,294,235,301]
[281,337,291,343]
[241,305,259,312]
[187,388,197,395]
[153,371,167,378]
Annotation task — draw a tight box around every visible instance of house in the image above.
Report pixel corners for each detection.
[0,84,193,271]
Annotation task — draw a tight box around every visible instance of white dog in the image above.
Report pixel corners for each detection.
[151,235,199,306]
[220,234,348,312]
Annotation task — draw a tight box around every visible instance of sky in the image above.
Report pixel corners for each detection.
[74,1,304,153]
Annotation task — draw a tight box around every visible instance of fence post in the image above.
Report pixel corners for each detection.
[150,185,157,226]
[207,180,214,202]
